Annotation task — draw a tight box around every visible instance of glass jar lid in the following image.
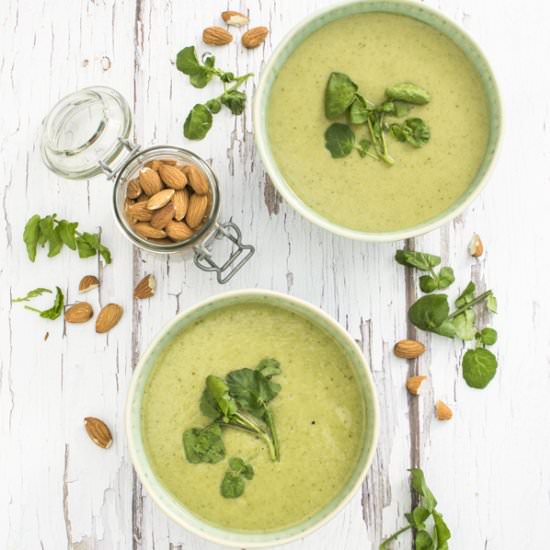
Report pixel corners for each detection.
[40,86,132,179]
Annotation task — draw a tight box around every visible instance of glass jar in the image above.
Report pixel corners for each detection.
[40,86,254,283]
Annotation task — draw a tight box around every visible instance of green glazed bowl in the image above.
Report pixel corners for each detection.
[253,0,502,242]
[126,290,380,547]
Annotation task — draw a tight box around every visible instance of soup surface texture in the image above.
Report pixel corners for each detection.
[267,12,490,232]
[142,302,365,531]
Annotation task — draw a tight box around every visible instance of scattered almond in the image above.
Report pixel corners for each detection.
[139,167,163,196]
[126,178,142,199]
[159,164,187,190]
[127,201,153,222]
[150,202,175,229]
[134,274,156,299]
[242,26,268,49]
[186,193,209,228]
[96,303,123,333]
[84,417,113,449]
[79,275,99,293]
[435,400,453,421]
[394,339,426,359]
[65,302,93,323]
[468,233,484,257]
[147,188,175,211]
[203,26,233,46]
[173,189,190,221]
[133,223,167,240]
[406,375,427,396]
[166,220,194,241]
[183,164,209,195]
[221,10,249,26]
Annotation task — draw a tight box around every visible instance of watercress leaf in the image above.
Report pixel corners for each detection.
[477,327,498,346]
[38,286,64,320]
[190,68,213,89]
[205,98,222,114]
[390,123,407,142]
[226,368,262,414]
[419,275,438,293]
[175,46,201,75]
[220,472,245,498]
[182,424,225,464]
[200,388,221,419]
[23,214,42,262]
[462,348,498,389]
[377,101,396,114]
[220,71,235,83]
[410,468,437,512]
[486,293,498,313]
[256,358,281,378]
[324,72,358,119]
[229,457,245,472]
[56,220,78,250]
[324,123,355,158]
[433,319,456,338]
[432,511,451,549]
[385,82,431,105]
[404,118,430,147]
[356,139,372,158]
[76,232,99,259]
[221,89,246,115]
[205,375,237,420]
[393,100,413,118]
[98,242,112,265]
[409,294,450,332]
[184,104,213,140]
[241,462,254,480]
[38,215,62,257]
[395,250,441,271]
[349,95,371,124]
[405,505,430,529]
[452,309,476,341]
[415,530,435,550]
[204,55,215,68]
[12,288,52,303]
[437,267,455,289]
[455,282,476,308]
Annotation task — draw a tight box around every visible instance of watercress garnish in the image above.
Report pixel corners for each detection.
[182,424,225,464]
[12,286,64,320]
[381,468,451,549]
[390,118,431,148]
[220,457,254,499]
[325,123,355,158]
[23,214,111,264]
[325,72,358,119]
[12,288,51,303]
[385,82,431,105]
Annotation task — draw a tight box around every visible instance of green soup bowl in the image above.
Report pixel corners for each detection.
[253,0,502,241]
[126,289,380,547]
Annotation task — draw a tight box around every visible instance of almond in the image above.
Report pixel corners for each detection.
[242,26,268,49]
[84,417,113,449]
[127,201,153,222]
[469,233,484,257]
[96,303,123,333]
[186,193,209,228]
[406,375,427,396]
[126,178,142,199]
[133,223,166,240]
[173,189,190,221]
[64,302,94,323]
[134,274,156,299]
[394,339,426,359]
[79,275,99,293]
[161,159,177,166]
[146,159,163,171]
[166,220,194,241]
[159,164,187,190]
[146,188,175,211]
[221,10,249,26]
[150,202,175,229]
[183,164,209,195]
[136,194,148,203]
[139,167,163,196]
[203,26,233,46]
[435,400,453,421]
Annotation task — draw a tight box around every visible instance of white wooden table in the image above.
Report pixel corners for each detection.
[2,0,549,548]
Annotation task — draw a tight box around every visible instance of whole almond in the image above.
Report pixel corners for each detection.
[150,202,175,229]
[173,189,190,221]
[139,167,163,196]
[79,275,99,293]
[146,159,163,171]
[242,26,268,49]
[96,303,123,333]
[127,201,153,222]
[435,400,453,421]
[394,339,426,359]
[221,10,249,26]
[406,375,427,396]
[183,164,209,195]
[469,233,484,257]
[133,223,166,240]
[166,220,194,241]
[134,274,156,299]
[147,188,175,211]
[161,159,177,166]
[159,164,187,190]
[65,302,94,323]
[186,193,209,228]
[203,26,233,46]
[84,417,113,449]
[126,178,142,199]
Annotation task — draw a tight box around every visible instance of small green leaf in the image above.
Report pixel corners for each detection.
[190,68,213,89]
[176,46,202,75]
[385,82,431,105]
[23,214,41,262]
[356,138,372,158]
[349,95,372,124]
[255,358,281,378]
[437,267,455,289]
[405,505,430,529]
[205,98,222,114]
[462,348,498,389]
[221,89,246,115]
[324,123,355,158]
[486,293,498,313]
[395,250,441,271]
[415,530,435,550]
[455,282,476,308]
[229,457,245,472]
[452,309,476,341]
[56,220,78,250]
[182,424,225,464]
[98,243,112,265]
[408,294,450,332]
[410,468,437,512]
[432,511,451,549]
[76,233,99,259]
[241,462,254,480]
[476,327,498,346]
[220,471,245,498]
[403,118,430,147]
[184,104,213,140]
[433,319,456,338]
[26,286,64,320]
[324,72,358,119]
[12,287,52,303]
[419,275,438,293]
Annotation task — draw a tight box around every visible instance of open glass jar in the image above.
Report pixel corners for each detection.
[40,86,254,283]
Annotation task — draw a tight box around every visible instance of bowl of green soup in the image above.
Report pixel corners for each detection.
[254,0,501,241]
[126,290,379,547]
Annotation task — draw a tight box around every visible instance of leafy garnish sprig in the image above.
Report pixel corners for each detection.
[23,214,111,264]
[324,73,431,165]
[220,457,255,498]
[12,286,64,320]
[176,46,253,140]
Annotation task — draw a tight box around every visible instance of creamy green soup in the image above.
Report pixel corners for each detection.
[267,13,490,232]
[142,302,365,531]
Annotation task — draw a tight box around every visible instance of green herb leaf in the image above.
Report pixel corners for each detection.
[23,286,64,320]
[419,275,438,293]
[455,282,476,308]
[356,138,372,158]
[205,98,222,114]
[405,505,431,529]
[56,220,78,250]
[176,46,214,88]
[76,232,99,259]
[486,293,498,313]
[395,250,441,271]
[204,375,237,421]
[349,95,372,124]
[324,123,355,158]
[228,457,254,479]
[324,72,358,119]
[476,327,498,346]
[409,294,450,332]
[255,358,281,378]
[220,471,245,498]
[385,82,431,105]
[226,367,281,416]
[12,287,52,303]
[432,511,451,549]
[415,530,435,550]
[182,424,225,464]
[462,347,498,388]
[184,104,213,140]
[403,118,430,147]
[410,468,438,512]
[437,267,455,289]
[451,309,476,341]
[433,319,456,339]
[23,214,41,262]
[221,89,246,115]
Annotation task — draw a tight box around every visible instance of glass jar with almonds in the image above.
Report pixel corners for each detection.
[39,86,254,283]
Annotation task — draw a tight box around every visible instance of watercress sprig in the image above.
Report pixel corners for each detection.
[220,457,255,498]
[12,286,64,320]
